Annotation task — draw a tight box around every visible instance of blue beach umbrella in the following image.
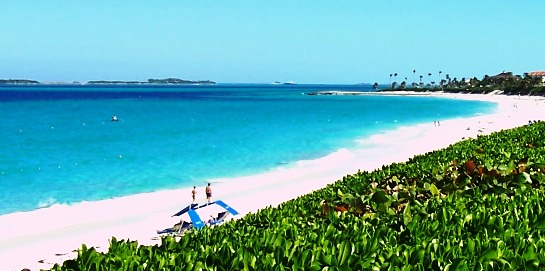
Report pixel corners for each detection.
[174,200,239,229]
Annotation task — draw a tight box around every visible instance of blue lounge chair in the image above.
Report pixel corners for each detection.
[161,199,239,233]
[157,221,192,235]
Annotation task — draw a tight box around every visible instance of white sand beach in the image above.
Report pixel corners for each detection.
[1,92,544,271]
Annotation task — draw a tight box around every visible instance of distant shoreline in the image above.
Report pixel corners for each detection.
[2,91,545,270]
[306,90,507,97]
[307,90,439,96]
[0,78,216,86]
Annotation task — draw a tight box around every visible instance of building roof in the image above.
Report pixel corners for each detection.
[527,71,545,77]
[492,71,516,79]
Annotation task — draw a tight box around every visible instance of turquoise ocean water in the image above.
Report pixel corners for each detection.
[0,84,495,215]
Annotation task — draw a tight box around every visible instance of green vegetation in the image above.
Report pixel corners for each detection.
[0,78,216,85]
[147,78,215,85]
[0,79,39,84]
[86,78,215,85]
[49,121,545,270]
[384,71,545,96]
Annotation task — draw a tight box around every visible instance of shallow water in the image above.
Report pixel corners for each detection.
[0,84,495,215]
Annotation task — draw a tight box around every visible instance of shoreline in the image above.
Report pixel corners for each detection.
[1,92,545,270]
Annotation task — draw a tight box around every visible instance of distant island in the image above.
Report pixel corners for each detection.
[0,78,215,85]
[0,79,40,84]
[87,78,216,85]
[147,78,215,85]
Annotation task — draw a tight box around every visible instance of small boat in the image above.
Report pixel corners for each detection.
[111,115,118,121]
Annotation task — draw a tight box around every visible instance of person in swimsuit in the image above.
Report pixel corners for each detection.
[191,186,197,203]
[205,183,212,204]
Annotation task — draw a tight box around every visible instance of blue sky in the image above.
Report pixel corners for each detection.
[1,1,544,84]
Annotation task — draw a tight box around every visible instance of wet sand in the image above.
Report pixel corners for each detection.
[1,92,544,270]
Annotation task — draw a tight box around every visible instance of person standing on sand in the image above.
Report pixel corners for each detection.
[191,186,197,203]
[206,183,212,204]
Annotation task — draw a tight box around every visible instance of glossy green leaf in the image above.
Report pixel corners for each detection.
[403,203,412,226]
[429,184,439,197]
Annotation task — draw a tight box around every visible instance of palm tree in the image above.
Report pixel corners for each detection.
[373,82,379,90]
[427,73,432,86]
[419,75,423,87]
[470,77,480,88]
[391,81,398,89]
[389,74,393,85]
[413,70,416,85]
[452,77,460,87]
[440,79,447,90]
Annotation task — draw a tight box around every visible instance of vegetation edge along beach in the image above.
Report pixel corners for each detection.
[47,116,545,270]
[38,74,545,270]
[3,71,545,270]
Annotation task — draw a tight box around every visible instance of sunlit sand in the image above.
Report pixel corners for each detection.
[1,92,544,270]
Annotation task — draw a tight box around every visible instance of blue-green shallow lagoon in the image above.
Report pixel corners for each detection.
[0,84,495,215]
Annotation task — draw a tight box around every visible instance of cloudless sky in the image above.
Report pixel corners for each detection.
[1,1,544,84]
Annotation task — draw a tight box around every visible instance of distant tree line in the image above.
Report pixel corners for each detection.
[381,71,545,96]
[86,78,215,85]
[0,79,39,84]
[0,78,216,85]
[146,78,215,84]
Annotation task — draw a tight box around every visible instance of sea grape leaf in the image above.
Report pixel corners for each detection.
[498,165,508,175]
[522,172,532,183]
[525,260,540,270]
[533,213,545,229]
[387,207,396,216]
[485,161,493,171]
[337,242,352,266]
[429,184,439,197]
[371,190,389,204]
[508,160,516,171]
[523,245,537,261]
[308,262,322,271]
[321,254,332,266]
[397,191,410,201]
[479,248,497,262]
[325,224,336,238]
[403,203,412,226]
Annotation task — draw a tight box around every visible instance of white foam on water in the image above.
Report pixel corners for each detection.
[1,93,545,270]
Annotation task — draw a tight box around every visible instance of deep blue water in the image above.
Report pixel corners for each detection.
[0,84,495,215]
